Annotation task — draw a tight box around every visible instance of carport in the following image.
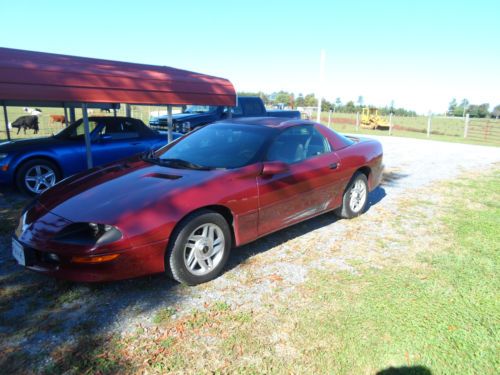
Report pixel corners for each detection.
[0,47,236,168]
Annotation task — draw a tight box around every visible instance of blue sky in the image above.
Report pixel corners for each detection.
[1,0,498,113]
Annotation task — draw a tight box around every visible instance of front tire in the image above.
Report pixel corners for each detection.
[335,172,368,219]
[15,158,60,195]
[167,210,232,285]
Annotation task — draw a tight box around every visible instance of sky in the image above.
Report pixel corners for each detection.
[1,0,499,114]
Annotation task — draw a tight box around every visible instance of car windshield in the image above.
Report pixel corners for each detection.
[152,124,275,169]
[183,105,217,114]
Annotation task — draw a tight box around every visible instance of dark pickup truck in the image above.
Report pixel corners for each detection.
[149,96,300,133]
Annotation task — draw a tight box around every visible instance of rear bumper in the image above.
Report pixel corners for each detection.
[17,238,168,282]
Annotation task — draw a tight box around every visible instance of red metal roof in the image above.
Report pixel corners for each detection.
[0,47,236,106]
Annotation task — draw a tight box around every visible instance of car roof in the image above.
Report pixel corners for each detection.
[217,116,316,129]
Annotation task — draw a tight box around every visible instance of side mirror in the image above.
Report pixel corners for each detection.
[261,161,289,176]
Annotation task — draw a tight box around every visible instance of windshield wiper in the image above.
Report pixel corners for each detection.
[143,157,213,170]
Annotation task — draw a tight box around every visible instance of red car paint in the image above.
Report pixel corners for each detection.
[14,118,383,282]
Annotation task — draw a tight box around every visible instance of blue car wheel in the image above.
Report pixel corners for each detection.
[16,158,61,195]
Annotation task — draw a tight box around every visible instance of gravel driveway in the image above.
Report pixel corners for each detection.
[0,135,498,371]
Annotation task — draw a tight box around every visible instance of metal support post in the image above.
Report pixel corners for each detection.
[167,105,173,143]
[82,103,93,169]
[2,103,11,141]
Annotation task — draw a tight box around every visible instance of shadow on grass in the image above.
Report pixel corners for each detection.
[377,366,432,375]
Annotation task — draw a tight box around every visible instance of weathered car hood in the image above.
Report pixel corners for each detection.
[37,158,224,224]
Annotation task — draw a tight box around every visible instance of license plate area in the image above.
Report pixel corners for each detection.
[12,238,26,266]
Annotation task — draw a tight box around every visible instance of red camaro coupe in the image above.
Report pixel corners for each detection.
[12,118,383,285]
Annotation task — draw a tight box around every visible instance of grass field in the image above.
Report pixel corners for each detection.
[319,112,500,147]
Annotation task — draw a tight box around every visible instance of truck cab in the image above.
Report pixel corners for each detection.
[149,96,300,133]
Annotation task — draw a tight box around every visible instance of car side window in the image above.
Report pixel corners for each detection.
[71,120,99,139]
[102,120,139,140]
[266,126,331,164]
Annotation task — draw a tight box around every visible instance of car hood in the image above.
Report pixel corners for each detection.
[36,158,227,224]
[0,137,65,153]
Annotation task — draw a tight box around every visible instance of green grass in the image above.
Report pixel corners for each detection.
[282,170,499,374]
[152,307,176,324]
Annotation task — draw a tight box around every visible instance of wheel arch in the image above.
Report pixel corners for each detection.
[354,166,373,190]
[14,154,63,180]
[167,204,236,251]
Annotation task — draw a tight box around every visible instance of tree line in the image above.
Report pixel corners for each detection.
[238,91,416,116]
[448,99,500,118]
[238,91,500,118]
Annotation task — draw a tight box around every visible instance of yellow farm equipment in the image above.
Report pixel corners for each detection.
[360,107,389,130]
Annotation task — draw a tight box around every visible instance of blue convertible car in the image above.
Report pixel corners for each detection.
[0,116,179,194]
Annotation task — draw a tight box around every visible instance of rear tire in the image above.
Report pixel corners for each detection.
[335,172,368,219]
[166,210,232,285]
[15,158,61,196]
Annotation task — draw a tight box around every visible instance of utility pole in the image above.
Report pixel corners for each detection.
[316,49,326,123]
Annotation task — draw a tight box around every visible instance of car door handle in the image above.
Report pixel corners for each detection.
[329,162,339,170]
[130,142,141,145]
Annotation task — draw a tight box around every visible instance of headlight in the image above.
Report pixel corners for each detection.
[53,222,122,246]
[0,153,8,160]
[181,121,191,132]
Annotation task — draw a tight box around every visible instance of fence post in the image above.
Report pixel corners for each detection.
[356,111,360,131]
[464,113,469,138]
[389,113,393,136]
[327,110,332,128]
[427,112,432,138]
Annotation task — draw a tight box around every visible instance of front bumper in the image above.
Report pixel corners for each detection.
[14,236,168,282]
[13,203,169,282]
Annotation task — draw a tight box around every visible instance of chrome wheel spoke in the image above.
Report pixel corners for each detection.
[198,258,209,271]
[186,251,197,270]
[202,225,209,238]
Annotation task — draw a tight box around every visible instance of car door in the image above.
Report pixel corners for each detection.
[91,118,146,166]
[257,125,341,236]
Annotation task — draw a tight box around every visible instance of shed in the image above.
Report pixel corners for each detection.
[0,47,236,167]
